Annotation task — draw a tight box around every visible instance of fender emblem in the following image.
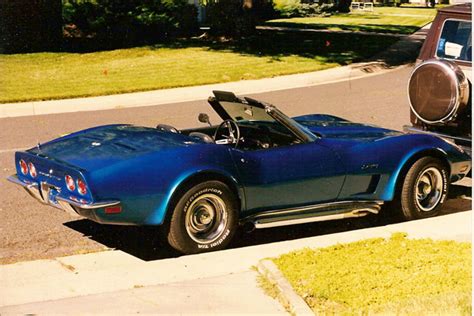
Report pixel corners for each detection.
[361,163,379,170]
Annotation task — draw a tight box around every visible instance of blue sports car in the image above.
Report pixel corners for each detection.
[8,91,471,254]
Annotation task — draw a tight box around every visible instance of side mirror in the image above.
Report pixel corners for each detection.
[198,113,212,127]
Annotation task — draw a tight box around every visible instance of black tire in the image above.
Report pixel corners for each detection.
[166,181,238,254]
[398,157,449,220]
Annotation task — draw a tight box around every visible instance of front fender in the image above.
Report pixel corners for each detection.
[379,134,469,201]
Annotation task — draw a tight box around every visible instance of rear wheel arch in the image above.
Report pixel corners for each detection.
[164,171,243,224]
[162,171,242,254]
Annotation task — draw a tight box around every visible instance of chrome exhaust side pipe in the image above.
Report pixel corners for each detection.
[242,201,382,230]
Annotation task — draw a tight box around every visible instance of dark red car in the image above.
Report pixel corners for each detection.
[406,3,471,156]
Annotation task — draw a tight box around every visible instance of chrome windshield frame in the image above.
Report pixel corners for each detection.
[209,91,318,143]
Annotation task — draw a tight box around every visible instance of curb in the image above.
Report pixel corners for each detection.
[0,61,400,119]
[257,259,314,315]
[0,23,432,119]
[256,225,472,316]
[0,211,470,307]
[258,25,406,38]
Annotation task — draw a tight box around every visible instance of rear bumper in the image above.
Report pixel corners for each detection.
[7,175,120,219]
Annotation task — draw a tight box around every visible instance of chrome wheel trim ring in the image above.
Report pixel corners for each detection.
[415,167,444,212]
[185,193,228,244]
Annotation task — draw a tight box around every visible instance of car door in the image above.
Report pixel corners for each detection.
[230,142,345,214]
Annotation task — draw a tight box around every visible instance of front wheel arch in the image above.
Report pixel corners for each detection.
[385,151,450,220]
[393,150,450,198]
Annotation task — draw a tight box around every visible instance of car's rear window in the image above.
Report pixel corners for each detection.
[436,19,472,62]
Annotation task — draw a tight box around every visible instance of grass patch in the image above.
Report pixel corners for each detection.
[273,233,472,314]
[257,274,293,314]
[0,31,397,103]
[266,6,436,34]
[257,274,281,301]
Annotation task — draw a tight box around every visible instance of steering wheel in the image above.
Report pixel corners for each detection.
[213,120,241,147]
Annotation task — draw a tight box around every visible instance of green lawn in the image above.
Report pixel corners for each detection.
[266,6,437,34]
[272,233,472,315]
[0,32,397,103]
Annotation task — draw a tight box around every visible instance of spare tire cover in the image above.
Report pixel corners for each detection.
[408,59,469,124]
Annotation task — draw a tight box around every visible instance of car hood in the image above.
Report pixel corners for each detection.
[293,114,402,141]
[27,124,199,170]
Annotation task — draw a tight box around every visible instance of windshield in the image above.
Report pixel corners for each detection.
[219,101,274,122]
[213,97,318,143]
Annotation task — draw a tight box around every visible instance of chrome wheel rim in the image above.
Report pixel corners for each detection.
[185,194,228,244]
[415,167,443,212]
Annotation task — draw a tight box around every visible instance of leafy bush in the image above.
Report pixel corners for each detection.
[273,0,334,17]
[299,3,317,16]
[206,0,275,37]
[63,0,198,46]
[335,0,351,13]
[273,0,301,17]
[206,0,253,36]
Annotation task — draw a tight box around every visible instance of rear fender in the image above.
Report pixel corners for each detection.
[145,167,244,225]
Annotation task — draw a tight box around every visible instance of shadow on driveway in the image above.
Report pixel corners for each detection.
[64,185,471,262]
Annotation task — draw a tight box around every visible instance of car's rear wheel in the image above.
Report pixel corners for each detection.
[399,157,449,220]
[167,181,238,254]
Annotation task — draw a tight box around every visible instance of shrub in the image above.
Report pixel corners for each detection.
[63,0,198,46]
[335,0,351,13]
[273,0,334,18]
[206,0,275,37]
[298,3,328,16]
[273,0,301,17]
[206,0,253,36]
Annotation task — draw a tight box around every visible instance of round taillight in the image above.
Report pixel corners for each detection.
[19,159,28,175]
[65,175,76,192]
[28,162,37,178]
[77,179,87,196]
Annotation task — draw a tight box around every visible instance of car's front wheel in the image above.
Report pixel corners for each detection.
[399,157,449,220]
[166,180,238,254]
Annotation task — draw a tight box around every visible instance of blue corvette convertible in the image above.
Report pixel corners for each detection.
[8,91,471,254]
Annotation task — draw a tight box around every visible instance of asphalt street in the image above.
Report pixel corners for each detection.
[0,66,471,264]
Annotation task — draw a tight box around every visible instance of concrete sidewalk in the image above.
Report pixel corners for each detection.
[0,24,430,119]
[2,271,286,314]
[0,211,470,313]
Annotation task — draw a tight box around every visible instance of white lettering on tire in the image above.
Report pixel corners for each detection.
[440,169,448,204]
[197,229,230,249]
